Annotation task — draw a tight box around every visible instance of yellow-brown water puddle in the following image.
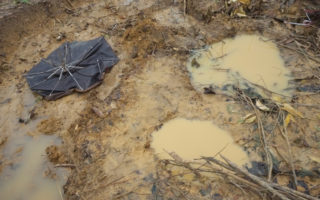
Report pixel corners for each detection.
[187,34,293,97]
[151,118,249,167]
[0,88,67,200]
[0,135,67,200]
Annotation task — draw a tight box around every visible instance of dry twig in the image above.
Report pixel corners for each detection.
[278,111,298,189]
[161,156,319,200]
[241,93,273,182]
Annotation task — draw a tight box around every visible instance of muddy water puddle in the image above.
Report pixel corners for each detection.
[151,118,250,167]
[0,135,67,200]
[0,88,67,199]
[187,34,293,97]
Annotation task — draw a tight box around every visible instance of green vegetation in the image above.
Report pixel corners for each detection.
[14,0,30,4]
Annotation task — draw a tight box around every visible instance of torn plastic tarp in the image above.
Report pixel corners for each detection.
[25,37,119,100]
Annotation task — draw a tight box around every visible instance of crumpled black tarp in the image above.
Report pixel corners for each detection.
[25,37,119,100]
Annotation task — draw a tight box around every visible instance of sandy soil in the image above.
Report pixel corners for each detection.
[0,0,320,199]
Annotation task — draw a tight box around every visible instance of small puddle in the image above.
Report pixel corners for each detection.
[0,135,67,200]
[187,34,293,97]
[0,89,67,200]
[151,118,249,167]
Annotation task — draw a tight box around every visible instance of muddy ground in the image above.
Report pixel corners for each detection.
[0,0,320,199]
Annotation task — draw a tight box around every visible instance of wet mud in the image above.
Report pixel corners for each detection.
[0,0,320,199]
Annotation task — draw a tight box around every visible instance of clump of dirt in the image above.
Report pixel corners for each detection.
[37,117,62,135]
[0,136,7,147]
[186,0,224,22]
[123,18,170,59]
[185,0,264,22]
[46,145,68,164]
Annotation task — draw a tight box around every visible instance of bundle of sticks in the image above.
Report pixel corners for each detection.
[165,156,318,200]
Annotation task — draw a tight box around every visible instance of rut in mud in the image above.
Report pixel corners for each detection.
[0,0,320,199]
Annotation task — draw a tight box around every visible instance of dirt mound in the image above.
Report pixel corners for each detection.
[123,19,168,58]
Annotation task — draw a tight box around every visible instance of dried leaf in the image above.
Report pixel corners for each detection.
[242,113,256,124]
[243,113,254,119]
[239,0,250,5]
[256,100,270,111]
[234,7,247,17]
[281,104,304,118]
[284,114,295,128]
[272,95,284,104]
[308,155,320,164]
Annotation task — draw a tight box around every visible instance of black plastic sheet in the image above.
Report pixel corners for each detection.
[25,37,119,100]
